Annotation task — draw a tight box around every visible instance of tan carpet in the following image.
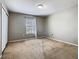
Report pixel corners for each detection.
[2,39,78,59]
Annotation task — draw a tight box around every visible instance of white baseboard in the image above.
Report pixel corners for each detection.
[8,37,78,46]
[8,39,26,43]
[46,37,78,46]
[8,38,37,43]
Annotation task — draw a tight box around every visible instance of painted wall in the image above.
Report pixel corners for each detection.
[36,17,46,37]
[0,3,2,56]
[0,0,2,3]
[8,13,46,41]
[9,13,26,41]
[46,6,78,44]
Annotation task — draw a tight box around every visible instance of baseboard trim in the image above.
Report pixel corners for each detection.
[46,37,78,46]
[8,39,26,43]
[8,38,78,46]
[8,38,37,43]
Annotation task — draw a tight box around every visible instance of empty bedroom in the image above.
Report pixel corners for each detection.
[0,0,78,59]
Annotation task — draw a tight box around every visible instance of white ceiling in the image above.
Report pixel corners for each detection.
[4,0,77,16]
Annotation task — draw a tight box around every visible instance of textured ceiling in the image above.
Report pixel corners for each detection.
[4,0,77,16]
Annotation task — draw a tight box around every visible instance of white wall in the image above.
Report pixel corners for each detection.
[8,13,46,41]
[46,6,78,44]
[0,3,2,56]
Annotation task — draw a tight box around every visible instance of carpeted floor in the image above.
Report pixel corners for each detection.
[2,39,78,59]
